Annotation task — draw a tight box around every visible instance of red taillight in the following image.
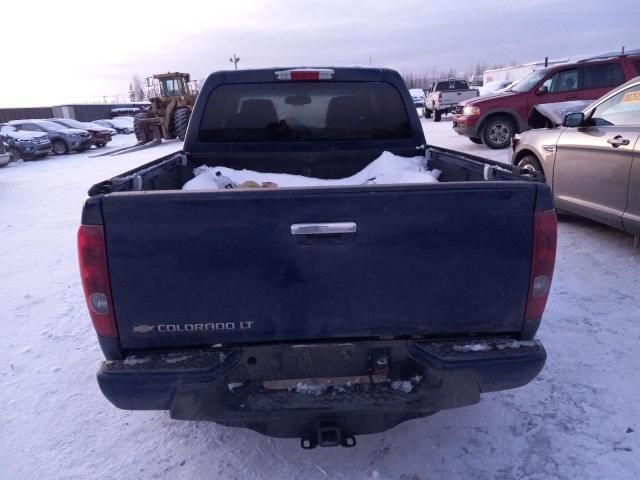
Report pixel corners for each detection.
[78,225,118,337]
[525,210,557,321]
[291,71,320,80]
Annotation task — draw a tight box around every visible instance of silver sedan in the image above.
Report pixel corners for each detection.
[512,77,640,244]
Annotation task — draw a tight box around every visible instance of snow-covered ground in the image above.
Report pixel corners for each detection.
[1,127,639,480]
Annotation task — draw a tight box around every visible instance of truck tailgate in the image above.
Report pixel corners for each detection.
[442,91,477,105]
[102,183,536,350]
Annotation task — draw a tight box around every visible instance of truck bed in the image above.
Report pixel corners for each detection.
[89,145,532,195]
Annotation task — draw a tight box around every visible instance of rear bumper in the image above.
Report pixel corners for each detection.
[435,104,456,112]
[97,338,546,438]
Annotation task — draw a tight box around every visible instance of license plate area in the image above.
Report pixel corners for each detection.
[228,341,425,392]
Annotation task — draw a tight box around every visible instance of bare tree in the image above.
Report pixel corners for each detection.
[402,71,432,89]
[475,62,487,76]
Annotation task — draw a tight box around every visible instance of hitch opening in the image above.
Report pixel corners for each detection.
[300,420,357,449]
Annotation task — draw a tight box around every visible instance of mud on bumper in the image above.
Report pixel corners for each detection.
[98,338,545,439]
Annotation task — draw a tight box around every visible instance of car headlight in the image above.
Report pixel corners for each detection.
[463,106,481,116]
[15,138,30,143]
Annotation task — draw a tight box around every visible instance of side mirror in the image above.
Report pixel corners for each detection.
[562,112,585,128]
[536,86,549,96]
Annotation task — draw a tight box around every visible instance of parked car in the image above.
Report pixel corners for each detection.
[93,118,133,134]
[512,77,640,242]
[409,88,426,109]
[0,123,52,160]
[454,53,640,149]
[0,139,11,167]
[49,118,114,148]
[424,79,479,121]
[9,120,92,155]
[80,67,556,446]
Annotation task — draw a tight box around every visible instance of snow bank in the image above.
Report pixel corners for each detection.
[182,151,440,191]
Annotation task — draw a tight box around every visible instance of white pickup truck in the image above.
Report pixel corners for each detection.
[424,79,479,122]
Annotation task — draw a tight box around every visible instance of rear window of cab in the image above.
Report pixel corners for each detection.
[198,82,412,142]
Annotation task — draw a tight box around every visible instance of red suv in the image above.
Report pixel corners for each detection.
[453,53,640,148]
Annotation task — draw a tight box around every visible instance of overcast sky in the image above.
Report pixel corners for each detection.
[2,0,640,107]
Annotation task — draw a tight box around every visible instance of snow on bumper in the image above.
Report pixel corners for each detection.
[97,339,545,436]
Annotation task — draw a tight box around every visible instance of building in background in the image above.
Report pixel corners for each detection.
[0,102,150,124]
[0,107,54,124]
[483,58,568,85]
[51,103,150,122]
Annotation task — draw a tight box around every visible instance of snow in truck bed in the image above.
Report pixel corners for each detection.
[182,151,441,190]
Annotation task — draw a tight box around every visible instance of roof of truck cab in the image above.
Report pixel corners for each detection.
[203,67,404,84]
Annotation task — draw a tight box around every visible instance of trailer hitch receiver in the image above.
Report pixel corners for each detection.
[301,420,357,449]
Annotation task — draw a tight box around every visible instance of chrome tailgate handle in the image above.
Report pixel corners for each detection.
[291,222,357,236]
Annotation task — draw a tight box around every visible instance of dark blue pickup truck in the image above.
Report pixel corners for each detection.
[78,67,557,448]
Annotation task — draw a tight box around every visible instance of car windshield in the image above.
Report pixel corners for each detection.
[588,84,640,126]
[56,118,86,129]
[34,121,67,131]
[510,69,549,92]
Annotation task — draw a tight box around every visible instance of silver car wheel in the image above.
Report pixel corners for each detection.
[489,123,510,144]
[52,140,67,155]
